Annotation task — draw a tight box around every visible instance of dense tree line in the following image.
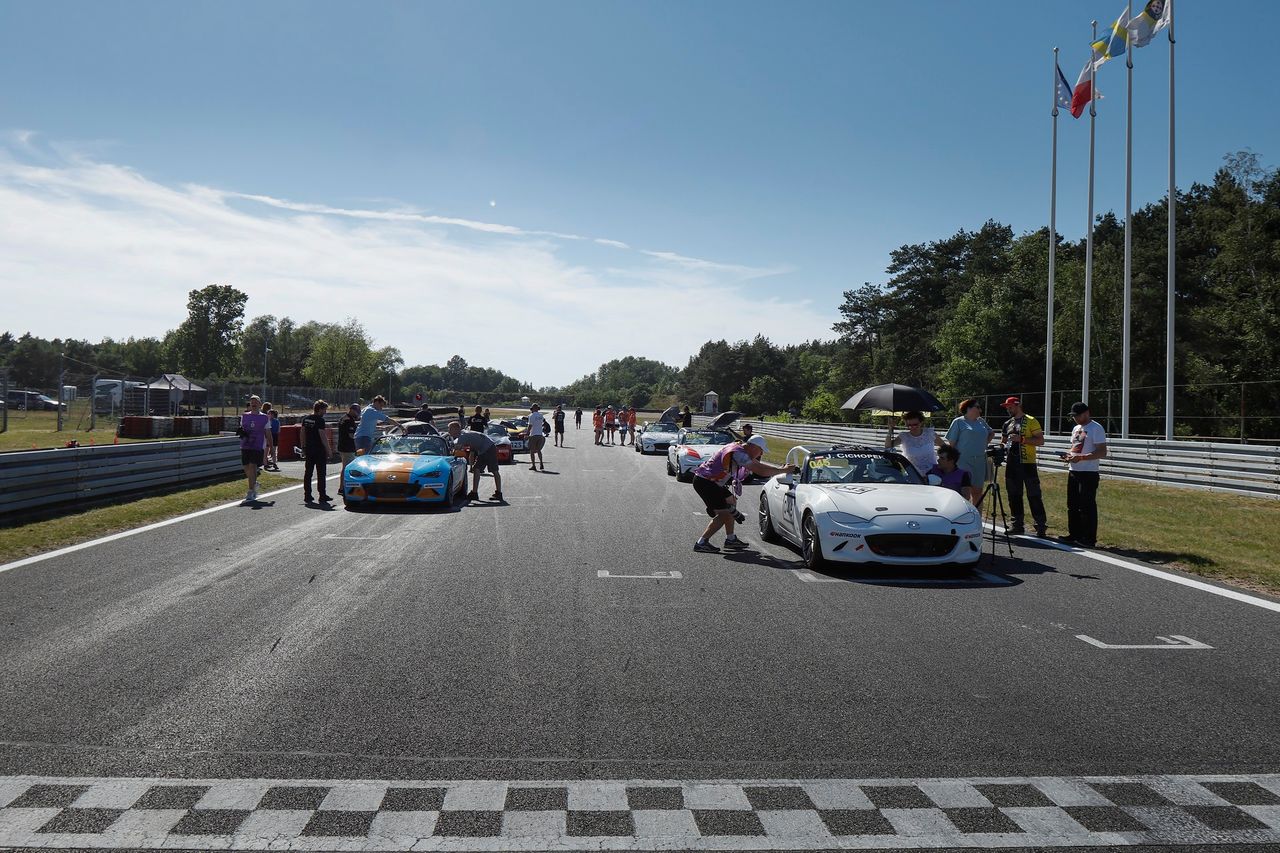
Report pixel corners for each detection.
[5,150,1275,435]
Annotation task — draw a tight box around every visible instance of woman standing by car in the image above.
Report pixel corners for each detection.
[885,411,946,477]
[945,398,994,507]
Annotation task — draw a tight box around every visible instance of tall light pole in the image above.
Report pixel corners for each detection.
[262,343,272,402]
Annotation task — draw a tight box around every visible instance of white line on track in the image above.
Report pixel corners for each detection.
[1001,527,1280,614]
[0,475,337,577]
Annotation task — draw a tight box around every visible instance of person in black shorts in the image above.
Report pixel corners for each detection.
[574,408,583,430]
[447,421,503,502]
[553,404,566,447]
[299,400,333,503]
[337,402,359,489]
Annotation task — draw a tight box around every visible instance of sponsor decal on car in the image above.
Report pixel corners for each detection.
[828,531,862,538]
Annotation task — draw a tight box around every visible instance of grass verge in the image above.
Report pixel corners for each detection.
[0,473,294,565]
[760,434,1280,596]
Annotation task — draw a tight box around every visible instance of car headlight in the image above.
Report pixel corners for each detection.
[828,512,871,526]
[949,510,978,524]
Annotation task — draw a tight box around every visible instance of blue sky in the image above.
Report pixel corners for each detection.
[1,1,1275,386]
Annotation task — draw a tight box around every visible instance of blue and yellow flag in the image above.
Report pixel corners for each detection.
[1091,5,1131,69]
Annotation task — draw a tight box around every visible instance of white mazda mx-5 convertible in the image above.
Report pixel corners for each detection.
[758,445,984,570]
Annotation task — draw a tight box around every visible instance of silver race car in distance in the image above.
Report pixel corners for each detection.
[636,420,681,454]
[758,445,983,570]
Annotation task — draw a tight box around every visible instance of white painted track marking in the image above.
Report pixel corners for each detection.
[597,570,682,579]
[1005,528,1280,614]
[323,534,390,540]
[1076,634,1214,650]
[0,475,338,577]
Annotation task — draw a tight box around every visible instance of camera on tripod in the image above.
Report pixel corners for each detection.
[986,443,1007,468]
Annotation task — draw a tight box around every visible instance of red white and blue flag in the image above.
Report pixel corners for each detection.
[1069,59,1102,119]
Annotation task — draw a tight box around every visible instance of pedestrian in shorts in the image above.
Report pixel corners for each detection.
[526,403,548,470]
[448,421,504,502]
[692,435,796,552]
[238,395,273,503]
[553,404,566,447]
[337,402,359,488]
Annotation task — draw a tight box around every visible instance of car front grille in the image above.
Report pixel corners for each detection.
[364,483,420,499]
[865,534,957,558]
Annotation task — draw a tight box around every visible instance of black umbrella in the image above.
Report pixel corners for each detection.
[705,410,743,430]
[841,383,944,413]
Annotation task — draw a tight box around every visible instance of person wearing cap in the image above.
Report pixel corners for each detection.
[526,403,547,470]
[1062,401,1107,547]
[1000,396,1047,537]
[691,434,797,553]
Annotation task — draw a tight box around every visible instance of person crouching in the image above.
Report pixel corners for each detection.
[691,435,796,553]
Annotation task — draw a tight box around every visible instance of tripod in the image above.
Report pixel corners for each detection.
[978,468,1015,563]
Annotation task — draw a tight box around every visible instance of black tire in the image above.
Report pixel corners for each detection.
[676,469,693,483]
[666,456,676,477]
[759,491,781,543]
[801,512,826,570]
[442,474,454,508]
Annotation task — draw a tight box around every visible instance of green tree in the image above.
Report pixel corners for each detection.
[304,319,377,390]
[168,284,248,378]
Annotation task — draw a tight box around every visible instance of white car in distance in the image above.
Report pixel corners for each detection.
[758,445,984,571]
[666,428,736,482]
[636,421,682,455]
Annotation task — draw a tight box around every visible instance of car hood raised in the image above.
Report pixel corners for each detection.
[808,482,973,519]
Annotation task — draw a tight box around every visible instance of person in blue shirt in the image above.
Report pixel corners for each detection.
[945,398,994,507]
[354,395,397,454]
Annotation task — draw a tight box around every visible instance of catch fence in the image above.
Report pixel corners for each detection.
[1,365,357,439]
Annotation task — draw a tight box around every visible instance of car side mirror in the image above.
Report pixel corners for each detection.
[927,473,942,486]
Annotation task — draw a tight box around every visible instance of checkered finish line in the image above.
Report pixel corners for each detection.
[1,774,1279,850]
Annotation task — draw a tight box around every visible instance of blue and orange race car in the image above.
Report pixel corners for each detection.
[342,434,469,509]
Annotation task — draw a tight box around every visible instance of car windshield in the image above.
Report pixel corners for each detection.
[650,422,678,432]
[485,425,508,438]
[370,435,450,456]
[806,451,924,485]
[682,430,733,446]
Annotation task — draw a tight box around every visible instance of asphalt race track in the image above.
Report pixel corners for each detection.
[2,433,1279,851]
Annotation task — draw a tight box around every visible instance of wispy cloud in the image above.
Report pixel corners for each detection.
[0,137,823,386]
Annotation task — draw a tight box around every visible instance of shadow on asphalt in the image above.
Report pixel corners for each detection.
[341,502,465,514]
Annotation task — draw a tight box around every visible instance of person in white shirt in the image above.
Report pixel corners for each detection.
[885,410,947,477]
[525,403,547,471]
[1062,401,1108,547]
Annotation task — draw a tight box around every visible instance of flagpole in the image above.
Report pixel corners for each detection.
[1083,21,1097,406]
[1046,47,1059,434]
[1122,0,1133,438]
[1165,1,1176,440]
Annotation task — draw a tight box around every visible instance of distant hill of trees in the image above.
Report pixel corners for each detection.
[5,150,1276,437]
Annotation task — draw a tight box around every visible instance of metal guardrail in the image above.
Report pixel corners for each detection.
[0,436,243,518]
[690,417,1280,500]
